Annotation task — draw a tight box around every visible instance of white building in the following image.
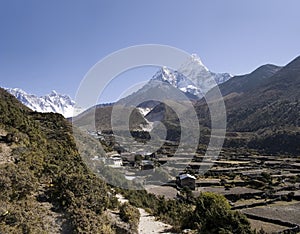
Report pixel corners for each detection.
[107,156,123,167]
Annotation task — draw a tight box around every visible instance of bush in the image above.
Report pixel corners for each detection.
[122,189,253,233]
[183,192,253,233]
[119,202,140,233]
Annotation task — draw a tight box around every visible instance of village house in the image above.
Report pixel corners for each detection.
[140,160,154,170]
[106,156,123,167]
[176,173,196,190]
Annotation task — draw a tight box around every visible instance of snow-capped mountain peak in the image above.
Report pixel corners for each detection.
[6,88,81,118]
[190,53,207,70]
[49,90,58,96]
[152,54,232,97]
[9,87,27,95]
[160,66,178,86]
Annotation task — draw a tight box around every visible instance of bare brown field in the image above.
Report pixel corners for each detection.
[248,218,287,233]
[242,201,300,225]
[145,185,177,199]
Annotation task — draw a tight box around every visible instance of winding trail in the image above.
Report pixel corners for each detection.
[116,194,173,234]
[138,207,173,234]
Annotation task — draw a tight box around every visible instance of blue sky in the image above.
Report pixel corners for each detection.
[1,0,300,103]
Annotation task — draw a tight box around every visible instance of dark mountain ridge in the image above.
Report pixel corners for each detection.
[195,55,300,154]
[216,64,282,97]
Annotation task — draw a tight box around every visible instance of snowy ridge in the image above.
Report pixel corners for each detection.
[6,88,81,118]
[152,54,232,97]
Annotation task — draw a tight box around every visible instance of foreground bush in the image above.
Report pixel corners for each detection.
[122,189,253,233]
[119,202,140,233]
[183,192,252,233]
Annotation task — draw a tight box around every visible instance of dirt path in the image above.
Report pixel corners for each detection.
[35,200,69,233]
[0,142,13,164]
[116,194,173,234]
[138,208,173,234]
[0,129,14,165]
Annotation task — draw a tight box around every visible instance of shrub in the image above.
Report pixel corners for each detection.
[119,202,140,233]
[183,192,253,233]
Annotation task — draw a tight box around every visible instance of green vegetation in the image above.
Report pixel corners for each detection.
[121,189,253,233]
[119,203,140,233]
[183,192,252,233]
[121,189,189,230]
[0,88,116,233]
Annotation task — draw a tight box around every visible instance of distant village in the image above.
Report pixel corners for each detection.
[89,130,300,233]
